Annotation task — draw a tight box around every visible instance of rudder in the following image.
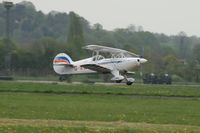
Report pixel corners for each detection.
[53,53,73,65]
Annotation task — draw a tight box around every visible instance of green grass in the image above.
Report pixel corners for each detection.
[0,125,196,133]
[0,126,168,133]
[0,81,200,97]
[0,93,200,126]
[13,75,58,81]
[0,81,200,132]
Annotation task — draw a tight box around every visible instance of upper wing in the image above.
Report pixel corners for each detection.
[81,64,111,74]
[83,45,139,57]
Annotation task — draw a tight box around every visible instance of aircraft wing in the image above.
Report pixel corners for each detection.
[83,45,139,57]
[81,63,128,82]
[81,64,111,74]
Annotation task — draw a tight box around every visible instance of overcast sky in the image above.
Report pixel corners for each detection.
[3,0,200,36]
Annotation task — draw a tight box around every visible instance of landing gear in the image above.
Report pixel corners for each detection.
[59,75,66,82]
[124,76,135,86]
[116,80,123,83]
[59,75,72,82]
[110,70,135,85]
[126,81,133,85]
[113,77,134,85]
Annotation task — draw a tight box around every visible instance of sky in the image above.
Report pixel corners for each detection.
[3,0,200,36]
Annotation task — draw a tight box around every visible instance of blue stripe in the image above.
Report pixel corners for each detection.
[56,56,71,63]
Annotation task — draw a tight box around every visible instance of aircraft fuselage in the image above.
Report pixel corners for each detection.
[53,57,147,75]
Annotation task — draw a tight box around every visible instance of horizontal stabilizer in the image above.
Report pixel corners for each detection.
[54,63,74,67]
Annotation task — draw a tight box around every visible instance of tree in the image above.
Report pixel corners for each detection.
[193,44,200,63]
[127,24,136,33]
[162,55,181,74]
[137,26,143,32]
[67,11,84,60]
[192,44,200,82]
[92,23,103,31]
[0,39,16,72]
[178,31,188,59]
[32,38,58,71]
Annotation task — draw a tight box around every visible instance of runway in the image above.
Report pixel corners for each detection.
[15,79,200,87]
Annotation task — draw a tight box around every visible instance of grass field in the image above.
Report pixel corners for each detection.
[0,81,200,132]
[1,81,200,97]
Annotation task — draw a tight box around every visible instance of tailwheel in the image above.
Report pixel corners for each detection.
[59,76,66,82]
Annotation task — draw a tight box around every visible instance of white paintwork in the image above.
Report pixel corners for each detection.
[53,45,147,84]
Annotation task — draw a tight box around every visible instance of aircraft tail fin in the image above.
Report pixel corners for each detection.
[53,53,73,65]
[53,53,74,75]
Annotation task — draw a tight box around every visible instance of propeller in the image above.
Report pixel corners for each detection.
[139,46,145,77]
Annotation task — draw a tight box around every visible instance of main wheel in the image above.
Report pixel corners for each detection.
[126,81,133,85]
[116,80,123,83]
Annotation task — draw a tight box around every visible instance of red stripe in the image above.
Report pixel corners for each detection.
[54,60,69,64]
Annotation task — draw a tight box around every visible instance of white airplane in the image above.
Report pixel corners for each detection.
[53,45,147,85]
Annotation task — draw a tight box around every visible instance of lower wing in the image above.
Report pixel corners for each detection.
[81,64,125,81]
[81,64,111,74]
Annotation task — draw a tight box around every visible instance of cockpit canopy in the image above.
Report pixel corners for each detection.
[92,55,105,61]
